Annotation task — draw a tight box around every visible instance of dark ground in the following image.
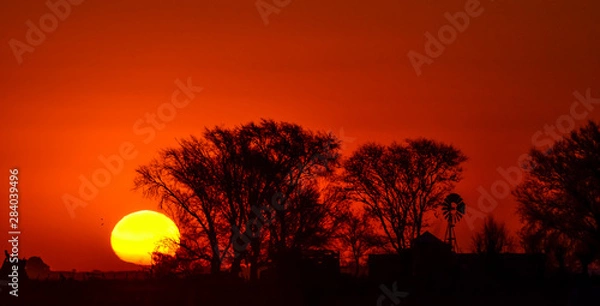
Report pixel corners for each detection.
[1,274,599,306]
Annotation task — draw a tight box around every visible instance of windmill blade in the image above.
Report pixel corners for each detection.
[442,193,467,222]
[444,193,462,204]
[457,202,466,214]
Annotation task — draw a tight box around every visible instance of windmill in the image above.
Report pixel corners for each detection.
[442,193,466,252]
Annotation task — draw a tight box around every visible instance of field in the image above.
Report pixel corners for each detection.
[2,274,599,306]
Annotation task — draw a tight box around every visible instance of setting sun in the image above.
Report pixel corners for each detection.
[110,210,180,266]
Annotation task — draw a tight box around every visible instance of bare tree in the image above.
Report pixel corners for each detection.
[515,120,600,274]
[134,119,341,280]
[134,136,228,275]
[342,139,467,253]
[227,120,341,280]
[472,216,514,255]
[336,208,385,276]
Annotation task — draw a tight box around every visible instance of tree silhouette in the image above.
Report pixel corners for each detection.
[520,226,573,275]
[342,139,467,253]
[471,216,514,255]
[134,119,341,280]
[134,135,229,275]
[266,181,345,260]
[515,120,600,275]
[336,208,384,276]
[471,216,514,278]
[230,120,341,280]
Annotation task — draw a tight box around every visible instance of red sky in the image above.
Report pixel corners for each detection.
[1,0,599,272]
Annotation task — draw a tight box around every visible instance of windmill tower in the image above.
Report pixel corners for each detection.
[442,193,466,252]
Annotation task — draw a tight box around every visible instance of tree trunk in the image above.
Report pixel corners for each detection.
[230,255,243,277]
[208,234,222,275]
[249,239,260,281]
[210,256,221,275]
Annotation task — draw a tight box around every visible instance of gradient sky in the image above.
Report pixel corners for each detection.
[1,0,599,272]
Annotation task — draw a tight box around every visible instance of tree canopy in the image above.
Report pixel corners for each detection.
[516,120,600,274]
[342,139,467,253]
[134,119,341,279]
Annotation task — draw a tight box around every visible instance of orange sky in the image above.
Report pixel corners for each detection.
[1,0,599,271]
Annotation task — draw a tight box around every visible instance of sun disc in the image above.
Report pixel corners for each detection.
[110,210,180,265]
